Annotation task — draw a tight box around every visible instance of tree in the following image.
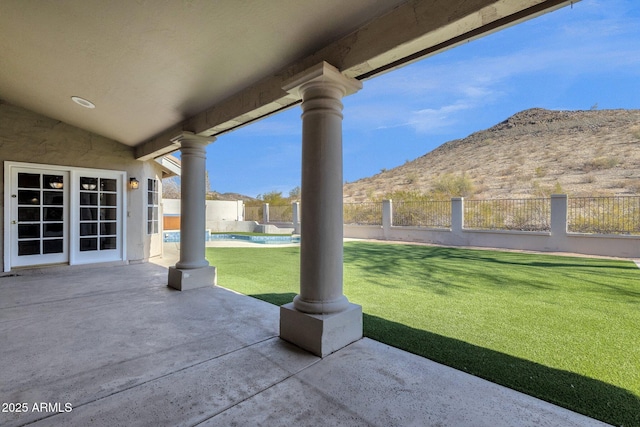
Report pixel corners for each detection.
[162,176,181,199]
[257,191,287,205]
[289,186,301,201]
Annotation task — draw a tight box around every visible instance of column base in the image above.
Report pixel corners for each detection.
[168,266,217,291]
[280,302,362,357]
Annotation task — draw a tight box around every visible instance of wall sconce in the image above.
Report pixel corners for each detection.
[129,177,140,190]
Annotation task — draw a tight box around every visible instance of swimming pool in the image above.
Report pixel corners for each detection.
[163,231,300,244]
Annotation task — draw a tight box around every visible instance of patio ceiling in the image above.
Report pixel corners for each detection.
[0,0,575,159]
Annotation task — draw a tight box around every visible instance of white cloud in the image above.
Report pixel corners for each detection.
[346,1,640,136]
[236,0,640,142]
[408,102,474,133]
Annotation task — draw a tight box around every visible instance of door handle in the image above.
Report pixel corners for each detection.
[11,220,17,224]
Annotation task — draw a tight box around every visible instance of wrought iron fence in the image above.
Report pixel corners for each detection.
[344,202,383,225]
[244,196,639,235]
[568,196,640,234]
[392,200,451,228]
[464,198,551,231]
[244,205,261,222]
[269,204,293,223]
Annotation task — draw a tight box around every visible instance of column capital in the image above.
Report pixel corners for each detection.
[550,194,568,200]
[283,62,362,98]
[170,131,216,147]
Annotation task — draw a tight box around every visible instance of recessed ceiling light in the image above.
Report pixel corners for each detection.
[71,96,95,109]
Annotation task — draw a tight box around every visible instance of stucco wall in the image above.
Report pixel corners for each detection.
[164,199,242,222]
[0,101,164,270]
[163,199,246,232]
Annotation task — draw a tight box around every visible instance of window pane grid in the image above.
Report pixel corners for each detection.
[79,176,118,252]
[16,172,65,256]
[147,179,159,235]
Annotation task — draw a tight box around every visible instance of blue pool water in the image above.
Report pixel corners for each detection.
[163,231,300,244]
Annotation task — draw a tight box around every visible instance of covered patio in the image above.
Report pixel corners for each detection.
[0,0,606,424]
[0,250,605,426]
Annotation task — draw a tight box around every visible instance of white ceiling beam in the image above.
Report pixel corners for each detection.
[135,0,576,160]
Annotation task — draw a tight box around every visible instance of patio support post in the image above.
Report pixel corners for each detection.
[168,132,217,291]
[280,62,363,357]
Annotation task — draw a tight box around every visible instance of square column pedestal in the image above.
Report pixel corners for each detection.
[168,266,217,291]
[280,303,362,357]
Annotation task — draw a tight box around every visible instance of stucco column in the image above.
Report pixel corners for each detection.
[168,132,217,291]
[382,199,393,240]
[292,201,300,234]
[451,197,465,246]
[550,194,568,252]
[280,62,363,357]
[451,197,464,232]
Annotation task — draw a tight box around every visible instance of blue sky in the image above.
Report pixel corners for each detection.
[205,0,640,198]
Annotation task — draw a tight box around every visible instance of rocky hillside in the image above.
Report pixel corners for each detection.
[207,191,257,202]
[344,108,640,202]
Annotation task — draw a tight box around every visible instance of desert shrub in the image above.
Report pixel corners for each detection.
[582,157,619,172]
[244,206,262,222]
[393,200,451,228]
[465,198,550,231]
[380,190,430,202]
[502,165,518,176]
[405,172,419,185]
[344,202,382,225]
[431,172,475,199]
[625,179,640,193]
[532,181,564,197]
[269,204,293,222]
[569,196,640,234]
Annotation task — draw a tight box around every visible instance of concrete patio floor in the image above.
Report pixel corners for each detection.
[0,251,608,426]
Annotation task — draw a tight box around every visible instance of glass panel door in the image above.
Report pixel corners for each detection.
[11,168,69,267]
[76,175,121,261]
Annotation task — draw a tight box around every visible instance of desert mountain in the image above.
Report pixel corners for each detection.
[207,191,258,202]
[343,108,640,202]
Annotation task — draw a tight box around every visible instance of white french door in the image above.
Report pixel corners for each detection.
[5,162,126,271]
[10,167,69,267]
[73,173,124,264]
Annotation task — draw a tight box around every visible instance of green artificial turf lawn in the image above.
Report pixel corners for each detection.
[206,242,640,426]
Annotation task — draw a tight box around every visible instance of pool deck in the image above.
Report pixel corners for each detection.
[0,243,610,426]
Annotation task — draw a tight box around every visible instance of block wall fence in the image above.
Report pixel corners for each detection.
[164,196,639,258]
[290,196,639,259]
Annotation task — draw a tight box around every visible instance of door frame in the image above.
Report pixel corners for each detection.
[4,161,128,272]
[9,167,70,268]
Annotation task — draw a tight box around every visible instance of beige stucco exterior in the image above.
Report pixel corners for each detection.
[0,101,164,271]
